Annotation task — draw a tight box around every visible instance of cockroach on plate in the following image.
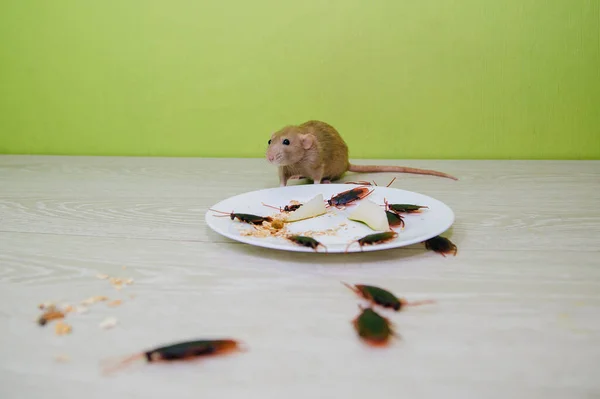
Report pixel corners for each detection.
[327,187,374,208]
[352,305,398,346]
[261,202,303,213]
[101,338,245,375]
[286,235,327,252]
[209,208,273,225]
[386,210,405,228]
[345,231,398,253]
[424,235,457,257]
[383,198,429,214]
[342,282,435,311]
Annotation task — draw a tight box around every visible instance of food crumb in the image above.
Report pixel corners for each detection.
[81,296,109,306]
[38,301,55,310]
[99,317,118,329]
[54,321,72,336]
[107,299,122,307]
[54,354,70,363]
[96,274,109,280]
[76,306,89,314]
[38,307,65,326]
[63,305,75,313]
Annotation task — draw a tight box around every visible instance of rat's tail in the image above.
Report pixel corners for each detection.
[347,163,458,180]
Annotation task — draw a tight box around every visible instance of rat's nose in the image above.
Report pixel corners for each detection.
[267,154,275,162]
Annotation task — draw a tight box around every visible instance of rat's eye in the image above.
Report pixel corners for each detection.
[282,139,290,145]
[268,139,271,145]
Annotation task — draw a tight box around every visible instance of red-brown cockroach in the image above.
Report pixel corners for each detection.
[383,198,429,214]
[286,235,328,252]
[424,235,457,257]
[386,210,405,228]
[209,208,273,225]
[342,282,435,311]
[345,231,398,253]
[352,305,398,346]
[261,202,303,213]
[101,338,245,375]
[327,187,374,208]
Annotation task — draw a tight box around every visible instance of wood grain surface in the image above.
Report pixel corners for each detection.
[1,155,599,399]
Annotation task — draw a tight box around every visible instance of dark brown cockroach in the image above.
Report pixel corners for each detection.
[209,208,273,225]
[352,305,398,346]
[261,202,303,213]
[383,198,429,214]
[286,235,327,252]
[327,187,374,208]
[342,282,435,311]
[345,231,398,253]
[424,235,457,257]
[386,210,405,228]
[101,338,245,375]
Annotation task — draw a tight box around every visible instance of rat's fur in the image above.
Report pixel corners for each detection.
[265,120,457,186]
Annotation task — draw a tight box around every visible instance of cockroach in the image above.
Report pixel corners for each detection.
[383,198,429,214]
[352,305,398,346]
[345,231,398,253]
[327,187,374,208]
[342,282,435,311]
[261,202,303,213]
[286,235,328,252]
[209,208,273,225]
[101,338,245,375]
[424,235,457,257]
[386,210,405,228]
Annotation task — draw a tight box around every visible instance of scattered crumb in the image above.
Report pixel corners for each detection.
[122,266,127,270]
[38,307,65,326]
[270,220,285,230]
[63,305,75,313]
[81,296,109,306]
[96,274,109,280]
[76,306,89,314]
[38,302,55,310]
[108,277,134,289]
[107,299,122,307]
[54,321,72,336]
[240,212,291,238]
[54,354,70,363]
[99,317,118,329]
[129,294,136,299]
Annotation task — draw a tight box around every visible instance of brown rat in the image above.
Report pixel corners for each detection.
[265,120,458,186]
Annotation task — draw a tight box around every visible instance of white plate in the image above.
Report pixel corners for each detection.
[205,184,454,254]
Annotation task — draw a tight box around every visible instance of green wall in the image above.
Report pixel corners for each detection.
[1,1,599,160]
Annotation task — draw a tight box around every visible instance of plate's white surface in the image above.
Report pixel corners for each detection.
[205,184,454,253]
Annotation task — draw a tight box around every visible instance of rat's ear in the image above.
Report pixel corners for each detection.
[300,134,315,150]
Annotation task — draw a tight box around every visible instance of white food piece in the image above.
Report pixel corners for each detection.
[285,194,327,222]
[99,317,118,329]
[347,199,390,231]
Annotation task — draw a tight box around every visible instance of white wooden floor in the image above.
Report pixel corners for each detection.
[1,155,599,399]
